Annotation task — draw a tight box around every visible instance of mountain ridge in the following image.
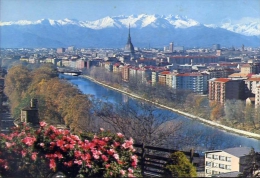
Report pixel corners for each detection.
[1,14,260,48]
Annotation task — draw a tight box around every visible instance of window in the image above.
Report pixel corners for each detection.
[213,154,219,160]
[206,161,211,167]
[226,165,231,170]
[226,157,231,162]
[219,164,225,169]
[206,169,211,174]
[206,154,212,159]
[212,171,219,175]
[219,156,225,161]
[213,163,218,167]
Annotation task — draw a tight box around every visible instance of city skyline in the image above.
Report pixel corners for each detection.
[1,0,260,25]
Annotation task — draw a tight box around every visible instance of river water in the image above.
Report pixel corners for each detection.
[61,74,260,152]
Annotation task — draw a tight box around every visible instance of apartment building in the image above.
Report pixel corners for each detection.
[113,63,123,73]
[240,63,260,74]
[245,75,260,95]
[255,86,260,108]
[208,78,245,104]
[169,72,208,94]
[206,68,236,79]
[204,147,251,177]
[122,66,130,82]
[158,71,171,86]
[167,56,219,65]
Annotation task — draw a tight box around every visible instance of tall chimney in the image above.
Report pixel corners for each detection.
[30,98,38,108]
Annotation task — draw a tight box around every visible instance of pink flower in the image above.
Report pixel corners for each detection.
[122,137,134,149]
[64,144,74,149]
[107,149,115,155]
[131,155,138,162]
[40,121,47,127]
[74,150,82,158]
[93,154,100,160]
[64,161,73,167]
[101,155,108,162]
[117,133,124,138]
[81,153,91,161]
[131,161,138,168]
[113,142,120,147]
[113,153,119,160]
[49,159,56,171]
[128,173,135,177]
[21,150,27,157]
[56,140,65,147]
[71,135,80,141]
[128,168,134,173]
[31,152,37,161]
[105,164,110,169]
[67,161,73,167]
[100,128,104,132]
[74,159,82,165]
[120,170,126,175]
[39,143,45,147]
[55,151,63,159]
[103,137,110,141]
[22,136,36,146]
[5,142,12,148]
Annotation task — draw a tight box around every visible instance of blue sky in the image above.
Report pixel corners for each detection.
[1,0,260,25]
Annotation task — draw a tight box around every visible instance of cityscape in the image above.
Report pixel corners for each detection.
[1,0,260,177]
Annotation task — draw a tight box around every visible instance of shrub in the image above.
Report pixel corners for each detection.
[0,122,141,177]
[165,151,197,177]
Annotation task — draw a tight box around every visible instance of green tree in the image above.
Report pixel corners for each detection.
[165,151,197,177]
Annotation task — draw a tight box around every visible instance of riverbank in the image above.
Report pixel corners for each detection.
[80,75,260,140]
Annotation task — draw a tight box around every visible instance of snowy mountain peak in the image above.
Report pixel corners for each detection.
[1,15,260,36]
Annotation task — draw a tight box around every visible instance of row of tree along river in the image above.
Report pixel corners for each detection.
[61,74,260,153]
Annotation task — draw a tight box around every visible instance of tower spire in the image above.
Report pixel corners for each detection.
[124,23,135,58]
[128,24,131,42]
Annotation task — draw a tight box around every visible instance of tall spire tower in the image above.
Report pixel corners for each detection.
[124,24,135,58]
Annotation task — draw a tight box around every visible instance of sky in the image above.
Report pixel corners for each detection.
[1,0,260,25]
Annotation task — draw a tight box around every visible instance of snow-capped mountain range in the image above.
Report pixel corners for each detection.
[1,14,260,48]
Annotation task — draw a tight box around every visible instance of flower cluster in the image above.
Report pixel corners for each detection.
[0,123,140,177]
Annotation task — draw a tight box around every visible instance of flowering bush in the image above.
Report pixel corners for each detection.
[0,122,141,177]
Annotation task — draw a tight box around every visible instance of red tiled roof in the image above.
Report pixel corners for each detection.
[160,71,171,75]
[215,78,231,83]
[247,77,260,81]
[247,73,253,78]
[114,63,121,67]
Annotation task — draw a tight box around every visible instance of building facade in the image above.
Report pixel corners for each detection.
[208,78,245,104]
[205,147,251,177]
[170,72,208,94]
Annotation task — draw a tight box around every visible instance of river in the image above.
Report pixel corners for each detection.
[61,74,260,152]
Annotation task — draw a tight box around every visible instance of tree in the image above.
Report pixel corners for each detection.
[4,65,32,115]
[224,100,245,127]
[209,101,224,121]
[245,105,257,130]
[94,99,182,147]
[165,151,197,177]
[239,148,260,177]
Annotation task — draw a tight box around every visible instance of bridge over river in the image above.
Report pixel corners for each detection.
[57,67,82,76]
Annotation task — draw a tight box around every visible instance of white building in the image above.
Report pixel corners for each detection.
[204,147,251,177]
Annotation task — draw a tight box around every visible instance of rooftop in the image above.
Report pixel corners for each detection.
[223,147,251,157]
[214,78,231,83]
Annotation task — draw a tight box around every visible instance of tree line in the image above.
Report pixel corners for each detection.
[4,64,92,133]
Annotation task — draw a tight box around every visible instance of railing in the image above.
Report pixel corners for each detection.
[133,143,200,177]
